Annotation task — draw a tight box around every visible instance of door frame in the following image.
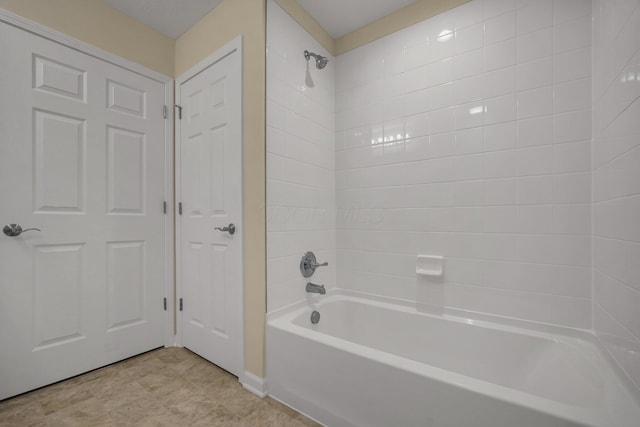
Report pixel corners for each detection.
[0,9,176,348]
[174,36,245,383]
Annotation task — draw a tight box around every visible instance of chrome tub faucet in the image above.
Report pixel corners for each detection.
[306,283,326,295]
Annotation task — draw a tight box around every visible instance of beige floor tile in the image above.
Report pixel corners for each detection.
[106,396,171,426]
[191,410,243,427]
[0,401,46,427]
[154,379,208,407]
[0,391,39,415]
[88,370,136,401]
[210,382,264,418]
[45,398,114,427]
[181,361,232,390]
[241,404,309,427]
[0,348,320,427]
[128,412,185,427]
[38,386,93,415]
[154,347,194,365]
[136,369,183,393]
[166,394,227,425]
[98,382,151,412]
[122,357,167,380]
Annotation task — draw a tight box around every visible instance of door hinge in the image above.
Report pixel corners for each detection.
[174,104,182,120]
[179,298,183,311]
[178,202,182,215]
[163,297,167,311]
[163,105,168,119]
[163,201,167,214]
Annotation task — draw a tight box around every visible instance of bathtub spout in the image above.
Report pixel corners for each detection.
[306,283,326,295]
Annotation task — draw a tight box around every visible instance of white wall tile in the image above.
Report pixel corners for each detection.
[455,23,484,54]
[454,0,484,29]
[485,38,516,71]
[267,0,336,311]
[516,27,553,63]
[454,101,484,129]
[327,0,595,330]
[428,35,455,63]
[484,150,517,178]
[516,0,553,35]
[553,0,592,25]
[484,178,518,205]
[485,11,516,45]
[518,175,554,204]
[554,47,591,83]
[553,140,591,173]
[554,16,591,54]
[517,145,553,176]
[485,121,517,151]
[553,173,591,204]
[554,78,591,113]
[553,204,591,235]
[455,74,484,104]
[517,56,553,91]
[517,86,553,119]
[484,0,516,20]
[484,206,518,232]
[456,127,484,154]
[518,205,553,233]
[485,93,517,124]
[484,66,517,98]
[554,109,592,143]
[455,48,484,79]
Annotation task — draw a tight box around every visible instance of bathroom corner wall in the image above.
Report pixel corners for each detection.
[592,0,640,396]
[266,0,336,311]
[335,0,593,328]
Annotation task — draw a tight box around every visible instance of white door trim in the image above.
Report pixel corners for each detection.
[0,8,176,348]
[175,36,245,383]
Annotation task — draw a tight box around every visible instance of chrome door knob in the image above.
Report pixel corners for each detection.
[3,224,41,237]
[214,223,236,235]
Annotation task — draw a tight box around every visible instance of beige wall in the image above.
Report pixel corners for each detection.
[175,0,267,378]
[0,0,174,76]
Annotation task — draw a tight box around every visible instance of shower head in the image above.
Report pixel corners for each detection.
[304,50,329,70]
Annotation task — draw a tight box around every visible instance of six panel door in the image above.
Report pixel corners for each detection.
[178,47,243,377]
[0,21,168,400]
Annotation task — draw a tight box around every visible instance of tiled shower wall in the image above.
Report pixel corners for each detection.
[592,0,640,394]
[335,0,593,328]
[266,0,336,311]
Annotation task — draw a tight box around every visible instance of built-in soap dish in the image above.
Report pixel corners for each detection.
[416,255,444,278]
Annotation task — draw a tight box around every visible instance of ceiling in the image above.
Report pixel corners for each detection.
[102,0,223,39]
[297,0,416,39]
[102,0,417,41]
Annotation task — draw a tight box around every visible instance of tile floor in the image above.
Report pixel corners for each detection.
[0,347,320,426]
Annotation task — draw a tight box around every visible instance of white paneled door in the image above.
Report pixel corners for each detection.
[0,21,169,400]
[177,40,243,377]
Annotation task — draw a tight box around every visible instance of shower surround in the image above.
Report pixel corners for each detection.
[335,0,592,328]
[267,0,640,422]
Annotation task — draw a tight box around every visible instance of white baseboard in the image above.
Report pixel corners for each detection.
[241,371,268,398]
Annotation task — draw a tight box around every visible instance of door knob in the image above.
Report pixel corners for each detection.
[214,223,236,235]
[3,224,41,237]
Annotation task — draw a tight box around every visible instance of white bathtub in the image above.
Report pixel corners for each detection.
[266,291,640,427]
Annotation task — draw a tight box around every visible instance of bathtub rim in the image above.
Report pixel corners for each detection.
[267,289,640,426]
